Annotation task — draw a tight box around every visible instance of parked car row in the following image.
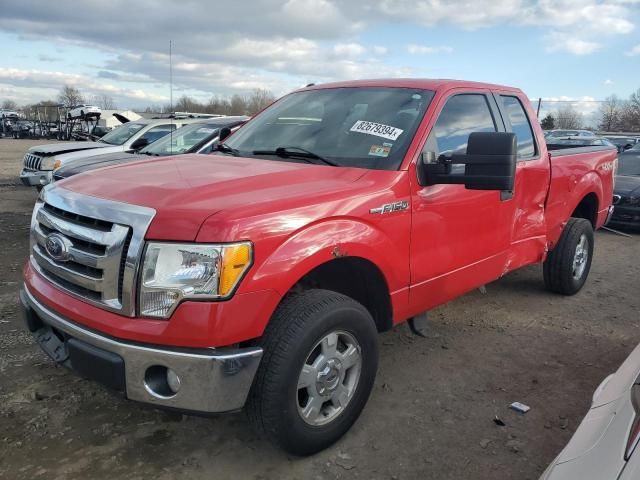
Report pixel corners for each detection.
[52,116,248,181]
[18,117,245,188]
[544,129,640,154]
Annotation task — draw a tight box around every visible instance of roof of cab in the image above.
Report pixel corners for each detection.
[302,78,522,94]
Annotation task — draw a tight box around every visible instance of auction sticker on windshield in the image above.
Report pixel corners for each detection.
[350,120,404,141]
[369,145,391,157]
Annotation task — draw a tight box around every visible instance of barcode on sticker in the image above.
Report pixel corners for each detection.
[350,120,404,141]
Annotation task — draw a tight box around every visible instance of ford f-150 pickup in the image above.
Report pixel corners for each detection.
[20,79,616,455]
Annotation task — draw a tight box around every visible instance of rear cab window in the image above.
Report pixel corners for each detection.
[499,95,537,159]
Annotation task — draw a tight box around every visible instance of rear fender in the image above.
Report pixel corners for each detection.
[549,172,602,245]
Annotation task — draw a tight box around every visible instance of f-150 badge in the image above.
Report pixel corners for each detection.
[370,200,409,215]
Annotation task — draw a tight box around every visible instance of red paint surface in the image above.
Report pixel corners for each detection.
[30,79,616,347]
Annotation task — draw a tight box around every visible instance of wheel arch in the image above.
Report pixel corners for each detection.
[246,219,406,335]
[570,191,599,228]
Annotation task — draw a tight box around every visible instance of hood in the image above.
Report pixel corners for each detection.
[614,175,640,197]
[54,145,127,163]
[29,141,109,156]
[56,151,137,178]
[58,155,368,241]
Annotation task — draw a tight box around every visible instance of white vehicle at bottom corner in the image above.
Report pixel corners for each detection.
[67,105,101,119]
[541,342,640,479]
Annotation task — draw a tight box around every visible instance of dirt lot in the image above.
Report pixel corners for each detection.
[0,138,638,480]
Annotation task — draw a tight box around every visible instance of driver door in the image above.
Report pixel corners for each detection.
[408,89,517,313]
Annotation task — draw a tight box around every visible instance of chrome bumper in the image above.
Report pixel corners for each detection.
[19,169,51,187]
[20,286,263,413]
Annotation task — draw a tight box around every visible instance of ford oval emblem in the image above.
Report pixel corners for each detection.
[44,233,71,262]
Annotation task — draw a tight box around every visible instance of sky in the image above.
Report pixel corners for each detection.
[0,0,639,124]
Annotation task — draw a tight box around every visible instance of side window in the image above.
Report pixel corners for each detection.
[424,94,497,159]
[500,96,536,159]
[141,124,176,143]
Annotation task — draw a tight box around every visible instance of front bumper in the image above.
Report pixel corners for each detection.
[19,169,52,187]
[20,286,263,413]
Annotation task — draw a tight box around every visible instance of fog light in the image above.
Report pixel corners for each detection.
[167,368,181,393]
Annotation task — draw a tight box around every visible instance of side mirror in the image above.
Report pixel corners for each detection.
[130,137,149,151]
[417,132,517,191]
[219,127,232,142]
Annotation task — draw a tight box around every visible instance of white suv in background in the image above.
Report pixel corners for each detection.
[19,118,202,188]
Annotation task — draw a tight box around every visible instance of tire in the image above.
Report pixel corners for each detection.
[543,217,594,295]
[246,289,378,456]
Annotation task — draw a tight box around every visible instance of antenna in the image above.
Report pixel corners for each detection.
[169,39,173,153]
[169,40,173,114]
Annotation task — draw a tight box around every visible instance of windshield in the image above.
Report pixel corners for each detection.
[99,122,145,145]
[618,156,640,176]
[223,87,434,170]
[141,123,219,155]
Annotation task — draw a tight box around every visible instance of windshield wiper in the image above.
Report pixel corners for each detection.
[215,143,240,156]
[252,146,340,167]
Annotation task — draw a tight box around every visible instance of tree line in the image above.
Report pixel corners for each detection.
[539,88,640,132]
[3,85,276,121]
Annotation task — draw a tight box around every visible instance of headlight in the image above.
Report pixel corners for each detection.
[139,242,252,318]
[40,157,61,171]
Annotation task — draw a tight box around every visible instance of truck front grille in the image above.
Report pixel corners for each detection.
[23,153,43,170]
[32,201,131,310]
[30,186,156,316]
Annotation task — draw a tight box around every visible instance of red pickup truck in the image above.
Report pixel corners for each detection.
[20,79,616,455]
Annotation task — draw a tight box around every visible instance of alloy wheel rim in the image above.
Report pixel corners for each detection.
[572,234,589,280]
[296,330,362,426]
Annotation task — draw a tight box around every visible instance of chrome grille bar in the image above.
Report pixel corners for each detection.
[30,185,156,316]
[23,153,43,171]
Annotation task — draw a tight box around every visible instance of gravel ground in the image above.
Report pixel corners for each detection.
[0,138,639,480]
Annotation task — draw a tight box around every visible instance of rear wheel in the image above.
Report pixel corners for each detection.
[543,218,594,295]
[246,289,378,456]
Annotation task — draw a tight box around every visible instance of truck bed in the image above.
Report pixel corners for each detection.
[545,145,617,246]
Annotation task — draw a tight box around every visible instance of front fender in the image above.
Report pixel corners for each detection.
[247,218,409,297]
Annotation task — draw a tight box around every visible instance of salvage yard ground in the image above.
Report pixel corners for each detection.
[0,139,639,480]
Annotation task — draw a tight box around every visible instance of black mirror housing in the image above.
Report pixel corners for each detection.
[219,127,232,142]
[418,132,517,191]
[130,137,149,150]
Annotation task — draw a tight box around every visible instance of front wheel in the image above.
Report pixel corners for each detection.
[246,289,378,456]
[543,217,594,295]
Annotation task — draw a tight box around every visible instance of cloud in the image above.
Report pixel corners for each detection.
[0,0,636,105]
[604,79,614,85]
[626,44,640,56]
[545,32,601,55]
[0,67,168,104]
[37,54,62,62]
[406,44,453,55]
[333,43,367,57]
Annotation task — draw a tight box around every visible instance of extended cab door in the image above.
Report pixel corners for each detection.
[493,92,549,266]
[408,89,517,313]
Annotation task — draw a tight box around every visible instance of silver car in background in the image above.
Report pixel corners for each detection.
[541,343,640,479]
